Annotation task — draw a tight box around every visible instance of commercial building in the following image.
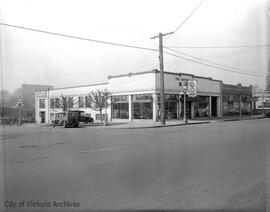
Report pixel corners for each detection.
[35,70,254,124]
[20,84,53,121]
[222,83,255,116]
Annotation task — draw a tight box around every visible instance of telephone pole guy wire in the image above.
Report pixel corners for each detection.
[164,0,205,43]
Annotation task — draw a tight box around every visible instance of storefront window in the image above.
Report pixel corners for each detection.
[228,102,239,115]
[133,102,153,119]
[222,95,241,116]
[39,99,45,108]
[85,96,91,108]
[194,96,209,117]
[112,95,128,102]
[165,102,177,119]
[78,97,85,108]
[158,94,178,102]
[157,94,179,119]
[133,94,152,101]
[50,99,54,109]
[55,98,60,108]
[112,103,129,119]
[242,102,251,114]
[68,97,74,108]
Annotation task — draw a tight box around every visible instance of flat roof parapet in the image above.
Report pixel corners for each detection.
[108,69,221,82]
[108,69,158,79]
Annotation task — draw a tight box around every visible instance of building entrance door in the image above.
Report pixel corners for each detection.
[181,101,191,119]
[211,97,217,117]
[40,111,45,123]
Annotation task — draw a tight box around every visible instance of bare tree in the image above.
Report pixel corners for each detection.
[0,90,11,123]
[87,89,113,125]
[55,95,77,112]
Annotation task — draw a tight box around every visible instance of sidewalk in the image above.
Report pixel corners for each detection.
[94,115,266,129]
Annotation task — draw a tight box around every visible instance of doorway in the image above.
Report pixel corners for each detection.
[181,101,191,119]
[211,97,217,117]
[39,111,46,123]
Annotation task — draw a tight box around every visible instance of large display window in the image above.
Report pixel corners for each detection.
[194,96,209,117]
[112,103,129,119]
[133,102,153,119]
[157,94,178,120]
[112,95,129,119]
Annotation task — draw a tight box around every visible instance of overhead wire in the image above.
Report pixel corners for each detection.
[0,22,158,52]
[163,51,265,77]
[199,48,262,60]
[164,44,270,49]
[164,47,265,75]
[0,22,266,79]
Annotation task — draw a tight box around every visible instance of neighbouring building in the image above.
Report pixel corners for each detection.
[252,60,270,114]
[19,84,53,121]
[265,60,270,91]
[253,90,270,113]
[222,83,255,116]
[35,70,255,124]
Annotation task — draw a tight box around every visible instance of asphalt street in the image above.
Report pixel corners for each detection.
[0,119,269,211]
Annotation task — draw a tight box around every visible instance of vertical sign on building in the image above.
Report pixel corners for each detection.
[187,80,197,97]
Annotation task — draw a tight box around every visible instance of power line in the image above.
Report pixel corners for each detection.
[164,0,205,43]
[200,48,262,60]
[165,45,270,49]
[164,47,265,75]
[163,51,265,77]
[0,22,158,52]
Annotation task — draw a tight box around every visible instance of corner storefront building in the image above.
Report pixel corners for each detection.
[35,69,254,124]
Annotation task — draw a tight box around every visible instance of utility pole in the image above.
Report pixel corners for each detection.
[151,32,173,125]
[47,88,50,124]
[182,80,188,124]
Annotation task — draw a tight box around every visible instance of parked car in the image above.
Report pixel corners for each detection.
[52,110,84,128]
[265,112,270,118]
[79,115,94,124]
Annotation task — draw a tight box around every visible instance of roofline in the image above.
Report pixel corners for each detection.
[108,69,222,82]
[21,83,53,87]
[108,69,158,79]
[222,83,252,89]
[45,82,108,91]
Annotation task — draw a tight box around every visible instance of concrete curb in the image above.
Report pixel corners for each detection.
[106,121,211,129]
[105,116,267,129]
[212,116,267,123]
[37,116,267,129]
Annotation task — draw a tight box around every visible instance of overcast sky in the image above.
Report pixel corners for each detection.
[0,0,269,92]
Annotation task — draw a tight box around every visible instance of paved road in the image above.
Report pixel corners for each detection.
[0,119,269,211]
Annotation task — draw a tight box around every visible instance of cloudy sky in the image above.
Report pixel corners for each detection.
[0,0,269,92]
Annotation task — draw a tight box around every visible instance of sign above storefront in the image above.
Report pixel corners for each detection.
[179,79,197,97]
[36,91,47,98]
[187,80,197,97]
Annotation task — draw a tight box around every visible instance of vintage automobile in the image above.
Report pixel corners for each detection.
[79,114,94,124]
[52,110,84,128]
[52,110,94,127]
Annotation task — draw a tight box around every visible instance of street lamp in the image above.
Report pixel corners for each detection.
[183,81,188,125]
[16,99,24,126]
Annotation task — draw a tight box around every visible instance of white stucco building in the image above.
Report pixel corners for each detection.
[35,69,224,124]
